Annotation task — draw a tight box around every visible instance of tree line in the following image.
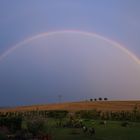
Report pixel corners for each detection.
[89,97,108,102]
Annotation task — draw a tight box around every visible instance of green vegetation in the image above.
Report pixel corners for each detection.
[0,107,140,139]
[51,120,140,140]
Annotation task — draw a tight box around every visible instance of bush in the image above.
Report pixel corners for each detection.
[121,122,129,127]
[26,117,47,136]
[0,116,22,133]
[0,132,7,140]
[75,110,100,119]
[47,110,68,119]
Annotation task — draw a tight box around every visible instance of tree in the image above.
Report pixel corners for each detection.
[104,98,108,101]
[90,98,93,102]
[94,98,97,101]
[98,97,102,101]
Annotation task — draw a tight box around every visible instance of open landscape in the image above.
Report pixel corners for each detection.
[1,100,140,112]
[1,1,140,140]
[0,100,140,139]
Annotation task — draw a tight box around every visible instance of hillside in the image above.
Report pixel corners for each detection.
[0,100,140,112]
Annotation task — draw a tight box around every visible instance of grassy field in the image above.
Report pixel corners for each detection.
[1,100,140,112]
[47,119,140,140]
[0,101,140,139]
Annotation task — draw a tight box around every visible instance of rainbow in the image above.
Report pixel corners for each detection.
[0,30,140,65]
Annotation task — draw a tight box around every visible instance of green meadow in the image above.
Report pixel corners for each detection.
[45,119,140,140]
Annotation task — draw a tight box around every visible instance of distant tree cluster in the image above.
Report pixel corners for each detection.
[90,97,108,102]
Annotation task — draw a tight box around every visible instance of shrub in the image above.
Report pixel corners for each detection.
[0,132,7,140]
[75,110,100,119]
[47,110,68,119]
[121,122,129,127]
[0,116,22,133]
[26,117,47,136]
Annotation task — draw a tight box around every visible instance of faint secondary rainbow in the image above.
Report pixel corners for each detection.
[0,30,140,65]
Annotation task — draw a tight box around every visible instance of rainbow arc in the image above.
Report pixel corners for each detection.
[0,30,140,65]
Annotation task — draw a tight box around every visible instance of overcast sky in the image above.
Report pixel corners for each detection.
[0,0,140,106]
